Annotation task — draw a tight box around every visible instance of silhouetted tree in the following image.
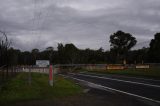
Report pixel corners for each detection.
[64,43,78,64]
[0,30,10,66]
[8,48,21,66]
[45,46,54,64]
[148,33,160,63]
[31,48,39,64]
[110,30,137,63]
[127,47,149,64]
[57,43,66,63]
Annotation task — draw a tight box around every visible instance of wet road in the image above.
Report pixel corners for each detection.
[61,73,160,106]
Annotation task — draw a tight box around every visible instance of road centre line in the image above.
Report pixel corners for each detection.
[71,73,160,88]
[82,72,160,82]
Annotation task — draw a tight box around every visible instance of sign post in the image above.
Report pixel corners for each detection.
[49,65,53,86]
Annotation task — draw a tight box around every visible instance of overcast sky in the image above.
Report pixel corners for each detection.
[0,0,160,51]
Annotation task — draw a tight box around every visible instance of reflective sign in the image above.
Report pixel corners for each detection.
[36,60,49,67]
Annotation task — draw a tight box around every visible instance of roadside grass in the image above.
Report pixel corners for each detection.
[80,68,160,79]
[0,73,82,105]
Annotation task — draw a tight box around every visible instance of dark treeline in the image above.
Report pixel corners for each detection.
[1,30,160,66]
[0,31,10,67]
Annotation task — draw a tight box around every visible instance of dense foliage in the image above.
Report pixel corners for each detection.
[0,31,160,66]
[0,31,10,67]
[148,33,160,63]
[110,31,137,63]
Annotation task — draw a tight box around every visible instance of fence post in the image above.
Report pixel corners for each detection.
[28,66,32,86]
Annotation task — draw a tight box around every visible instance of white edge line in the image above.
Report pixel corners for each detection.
[76,73,160,88]
[60,74,160,104]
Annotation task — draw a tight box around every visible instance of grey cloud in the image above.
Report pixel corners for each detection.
[0,0,160,51]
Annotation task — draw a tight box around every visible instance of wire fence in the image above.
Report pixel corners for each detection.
[22,66,49,74]
[0,65,21,86]
[54,63,160,73]
[0,63,159,85]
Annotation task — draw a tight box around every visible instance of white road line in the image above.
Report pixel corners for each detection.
[83,72,160,82]
[60,74,160,104]
[72,73,160,88]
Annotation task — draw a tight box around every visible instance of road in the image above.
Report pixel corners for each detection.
[61,72,160,106]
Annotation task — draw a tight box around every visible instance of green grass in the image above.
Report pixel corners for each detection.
[0,73,82,105]
[80,68,160,79]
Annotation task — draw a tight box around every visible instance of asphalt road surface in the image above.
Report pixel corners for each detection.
[61,72,160,106]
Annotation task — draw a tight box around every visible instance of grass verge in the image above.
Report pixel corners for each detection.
[80,68,160,79]
[0,73,82,105]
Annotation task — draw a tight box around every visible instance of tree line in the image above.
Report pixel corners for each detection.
[0,30,160,66]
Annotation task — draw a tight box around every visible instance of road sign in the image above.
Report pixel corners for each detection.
[36,60,49,67]
[136,65,150,69]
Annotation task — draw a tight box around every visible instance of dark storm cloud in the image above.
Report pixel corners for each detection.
[0,0,160,51]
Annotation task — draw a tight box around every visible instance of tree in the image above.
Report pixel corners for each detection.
[109,30,137,63]
[57,43,66,63]
[31,48,39,64]
[0,30,11,66]
[46,47,54,51]
[127,47,149,64]
[45,47,54,64]
[65,43,78,64]
[148,33,160,63]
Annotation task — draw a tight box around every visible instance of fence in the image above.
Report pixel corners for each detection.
[54,64,160,73]
[0,65,21,85]
[1,63,159,84]
[22,66,49,74]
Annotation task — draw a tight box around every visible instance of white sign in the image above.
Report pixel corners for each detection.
[136,65,150,69]
[36,60,50,67]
